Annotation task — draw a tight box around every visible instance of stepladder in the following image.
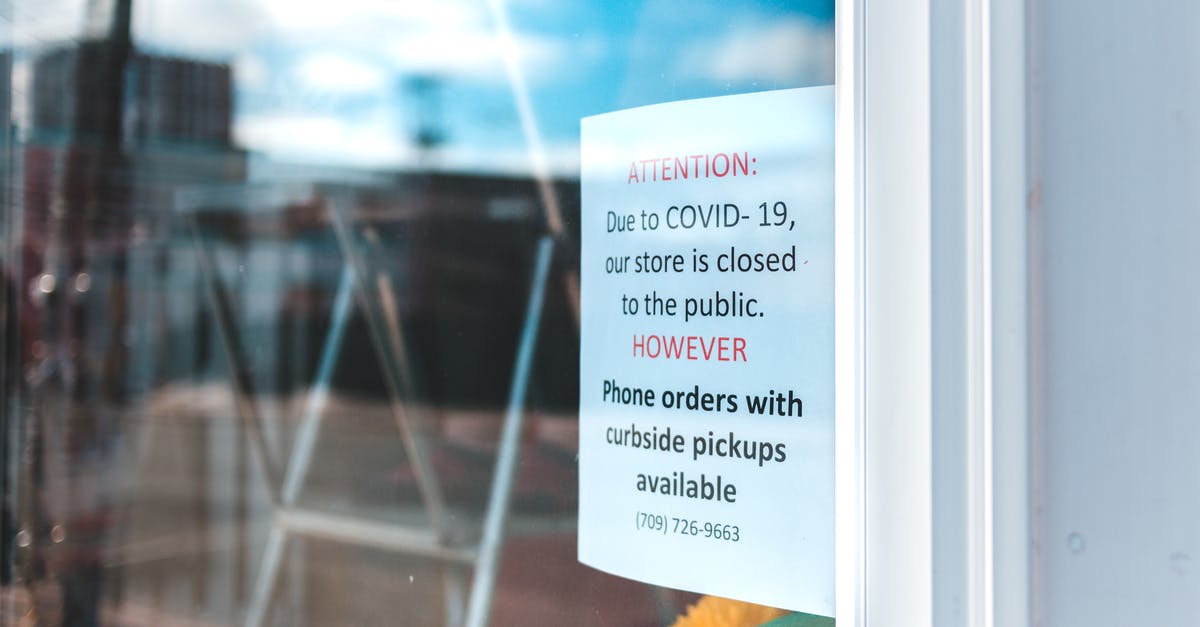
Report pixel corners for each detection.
[179,185,561,627]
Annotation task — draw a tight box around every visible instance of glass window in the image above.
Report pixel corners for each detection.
[0,1,833,624]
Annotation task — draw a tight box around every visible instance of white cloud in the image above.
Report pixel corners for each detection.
[130,0,475,60]
[234,53,269,90]
[294,53,388,93]
[235,108,581,177]
[387,29,564,83]
[132,0,267,59]
[124,0,570,87]
[678,17,834,85]
[259,0,475,32]
[388,30,503,79]
[234,112,413,168]
[4,0,88,46]
[437,141,581,178]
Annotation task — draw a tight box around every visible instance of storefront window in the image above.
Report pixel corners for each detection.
[0,1,833,624]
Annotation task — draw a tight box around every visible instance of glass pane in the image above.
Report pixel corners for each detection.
[1,1,833,624]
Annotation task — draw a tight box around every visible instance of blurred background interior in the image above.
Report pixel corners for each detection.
[0,0,833,624]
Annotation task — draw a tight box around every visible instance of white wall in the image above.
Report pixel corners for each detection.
[1031,0,1200,624]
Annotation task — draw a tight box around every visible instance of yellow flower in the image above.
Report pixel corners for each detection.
[669,595,788,627]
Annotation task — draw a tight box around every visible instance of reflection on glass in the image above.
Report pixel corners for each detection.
[1,0,833,624]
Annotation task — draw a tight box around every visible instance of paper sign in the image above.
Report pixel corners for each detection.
[578,86,835,615]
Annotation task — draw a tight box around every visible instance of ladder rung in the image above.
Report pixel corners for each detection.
[275,508,476,564]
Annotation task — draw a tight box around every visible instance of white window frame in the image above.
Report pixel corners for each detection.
[836,0,1031,624]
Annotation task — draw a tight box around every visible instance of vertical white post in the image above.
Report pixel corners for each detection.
[834,0,865,625]
[463,236,554,627]
[987,0,1030,623]
[862,0,933,625]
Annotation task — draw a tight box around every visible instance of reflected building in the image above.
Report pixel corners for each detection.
[26,42,246,227]
[21,41,247,390]
[14,35,585,625]
[13,38,252,625]
[31,43,233,146]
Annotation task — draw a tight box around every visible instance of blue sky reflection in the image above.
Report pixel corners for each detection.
[17,0,834,176]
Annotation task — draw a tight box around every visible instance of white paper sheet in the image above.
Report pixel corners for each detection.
[578,86,836,615]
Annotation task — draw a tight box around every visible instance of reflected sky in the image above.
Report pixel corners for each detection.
[10,0,833,176]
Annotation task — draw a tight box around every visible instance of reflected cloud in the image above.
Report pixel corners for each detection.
[132,0,267,58]
[5,0,88,46]
[235,52,270,90]
[234,111,410,167]
[438,141,581,177]
[388,29,565,83]
[260,0,474,31]
[677,17,834,85]
[9,0,833,175]
[295,53,389,93]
